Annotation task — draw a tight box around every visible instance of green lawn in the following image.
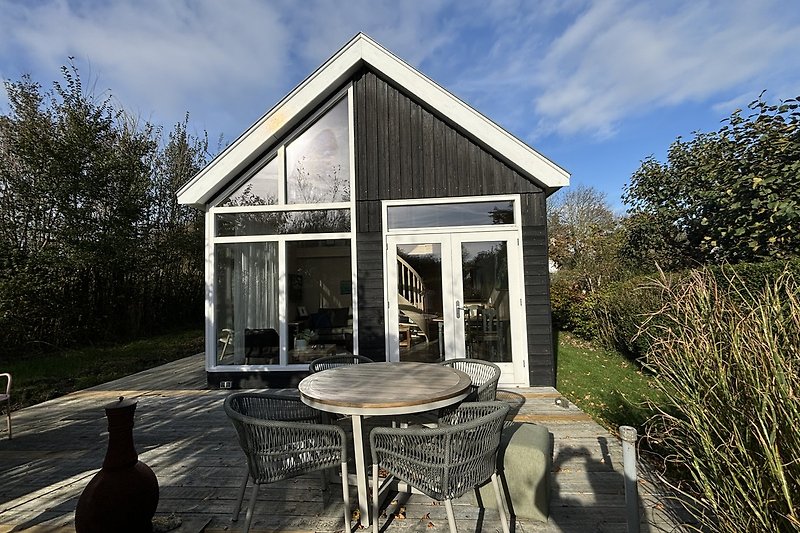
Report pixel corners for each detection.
[555,331,662,432]
[4,329,204,409]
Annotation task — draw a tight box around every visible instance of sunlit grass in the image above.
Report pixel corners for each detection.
[3,329,204,408]
[556,331,663,432]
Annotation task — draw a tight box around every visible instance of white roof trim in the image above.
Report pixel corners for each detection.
[178,33,570,208]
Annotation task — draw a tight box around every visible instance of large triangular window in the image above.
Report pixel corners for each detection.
[210,89,355,369]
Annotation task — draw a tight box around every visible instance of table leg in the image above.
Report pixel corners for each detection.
[438,321,444,359]
[351,414,371,527]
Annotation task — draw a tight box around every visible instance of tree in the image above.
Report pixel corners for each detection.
[0,63,208,352]
[547,185,621,290]
[141,114,208,327]
[0,75,59,256]
[547,185,623,337]
[622,94,800,269]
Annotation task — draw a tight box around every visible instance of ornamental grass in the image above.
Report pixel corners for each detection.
[641,267,799,532]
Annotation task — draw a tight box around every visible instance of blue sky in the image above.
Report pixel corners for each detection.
[1,0,799,211]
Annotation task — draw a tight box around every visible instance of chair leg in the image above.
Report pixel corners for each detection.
[232,472,249,522]
[5,398,10,440]
[444,499,458,533]
[320,469,329,492]
[372,463,379,533]
[490,473,511,533]
[243,483,260,533]
[341,461,351,533]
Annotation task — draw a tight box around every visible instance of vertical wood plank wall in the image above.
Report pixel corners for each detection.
[352,69,555,386]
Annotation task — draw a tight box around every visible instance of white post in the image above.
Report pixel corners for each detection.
[620,425,640,533]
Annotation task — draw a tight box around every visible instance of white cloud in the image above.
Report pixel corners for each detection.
[0,0,292,135]
[0,0,464,137]
[532,0,800,138]
[1,0,798,145]
[267,0,454,68]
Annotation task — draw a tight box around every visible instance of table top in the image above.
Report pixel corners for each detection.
[298,361,472,416]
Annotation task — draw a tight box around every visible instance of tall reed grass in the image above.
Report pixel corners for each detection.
[641,268,799,532]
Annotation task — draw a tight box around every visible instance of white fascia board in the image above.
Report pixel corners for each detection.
[178,33,569,208]
[359,37,569,189]
[177,39,366,208]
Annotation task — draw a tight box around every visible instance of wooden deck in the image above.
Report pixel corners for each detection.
[0,355,685,532]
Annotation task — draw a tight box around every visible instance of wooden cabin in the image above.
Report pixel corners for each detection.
[177,33,570,389]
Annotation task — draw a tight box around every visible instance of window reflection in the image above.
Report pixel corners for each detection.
[286,98,350,204]
[220,157,279,207]
[216,210,350,236]
[387,201,514,229]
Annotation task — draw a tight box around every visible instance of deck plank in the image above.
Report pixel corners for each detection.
[0,354,687,532]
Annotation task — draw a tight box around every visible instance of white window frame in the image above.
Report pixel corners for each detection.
[381,194,530,387]
[205,84,357,373]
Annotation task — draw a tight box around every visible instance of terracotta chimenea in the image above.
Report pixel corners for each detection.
[75,397,159,533]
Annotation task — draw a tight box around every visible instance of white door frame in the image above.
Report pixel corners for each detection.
[384,229,529,387]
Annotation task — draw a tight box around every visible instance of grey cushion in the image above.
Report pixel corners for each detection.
[471,421,552,522]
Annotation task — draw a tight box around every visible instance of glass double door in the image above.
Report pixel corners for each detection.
[386,231,527,385]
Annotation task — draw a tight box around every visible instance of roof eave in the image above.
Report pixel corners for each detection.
[177,37,369,208]
[177,33,569,208]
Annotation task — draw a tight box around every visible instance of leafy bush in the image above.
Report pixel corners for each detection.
[641,267,800,532]
[622,95,800,266]
[591,258,800,361]
[549,272,598,339]
[594,273,669,360]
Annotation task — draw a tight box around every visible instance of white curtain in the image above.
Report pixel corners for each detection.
[232,242,278,364]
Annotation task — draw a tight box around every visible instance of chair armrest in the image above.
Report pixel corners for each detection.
[0,373,10,396]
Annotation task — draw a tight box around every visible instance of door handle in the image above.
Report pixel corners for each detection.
[455,300,463,319]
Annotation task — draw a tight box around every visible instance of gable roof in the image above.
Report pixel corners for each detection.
[177,33,570,208]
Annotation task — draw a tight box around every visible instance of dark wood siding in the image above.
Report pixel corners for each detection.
[355,201,386,361]
[353,69,554,383]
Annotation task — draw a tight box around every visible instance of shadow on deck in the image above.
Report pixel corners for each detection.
[0,354,686,532]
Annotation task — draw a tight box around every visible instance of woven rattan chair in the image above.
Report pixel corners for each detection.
[441,358,501,401]
[224,392,351,533]
[0,373,10,439]
[370,401,511,533]
[308,354,373,373]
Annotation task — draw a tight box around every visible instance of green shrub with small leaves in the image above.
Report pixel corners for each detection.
[591,258,800,362]
[594,274,667,359]
[549,272,598,339]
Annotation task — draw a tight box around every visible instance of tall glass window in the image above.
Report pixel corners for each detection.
[286,240,352,364]
[215,242,279,366]
[211,91,354,368]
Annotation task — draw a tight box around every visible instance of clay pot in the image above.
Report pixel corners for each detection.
[75,397,159,533]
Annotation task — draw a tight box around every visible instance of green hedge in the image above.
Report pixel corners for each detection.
[549,273,599,339]
[552,258,800,362]
[0,241,203,355]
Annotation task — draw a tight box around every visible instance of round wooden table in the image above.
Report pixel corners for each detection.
[299,362,472,526]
